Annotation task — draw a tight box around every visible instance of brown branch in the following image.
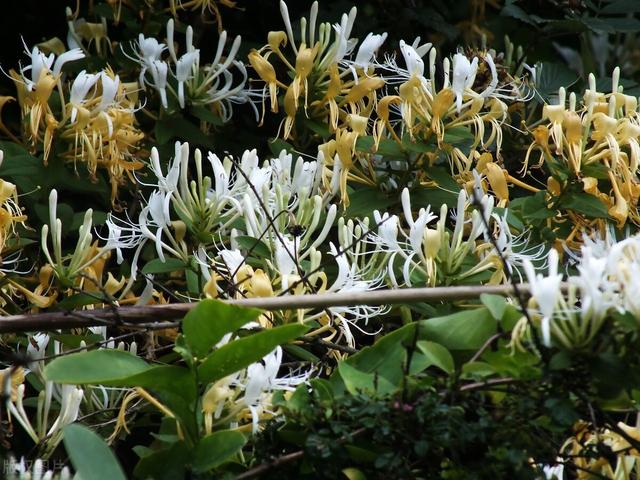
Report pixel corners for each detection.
[0,283,567,333]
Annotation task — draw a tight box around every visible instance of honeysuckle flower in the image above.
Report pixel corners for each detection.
[451,53,478,112]
[237,346,310,432]
[97,71,120,111]
[175,50,199,107]
[523,249,563,347]
[146,60,169,108]
[68,70,99,122]
[322,243,386,346]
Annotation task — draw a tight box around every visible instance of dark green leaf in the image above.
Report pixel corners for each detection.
[419,308,497,350]
[198,324,309,383]
[63,424,126,480]
[416,341,455,374]
[44,349,150,384]
[192,430,247,472]
[142,258,187,274]
[183,300,262,358]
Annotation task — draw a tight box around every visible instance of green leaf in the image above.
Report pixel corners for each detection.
[183,300,262,358]
[480,294,507,321]
[109,366,195,396]
[419,308,497,350]
[582,16,640,33]
[416,341,455,374]
[268,138,295,157]
[198,323,309,383]
[56,293,105,310]
[133,440,190,480]
[142,258,187,274]
[356,136,405,158]
[192,430,247,472]
[63,424,126,480]
[536,62,579,101]
[600,0,640,13]
[235,235,272,259]
[501,3,538,25]
[44,349,151,384]
[338,362,397,396]
[189,105,223,126]
[155,114,215,148]
[563,193,610,218]
[346,323,417,384]
[345,187,396,219]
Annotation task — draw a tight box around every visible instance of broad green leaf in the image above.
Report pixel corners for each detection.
[142,258,186,274]
[356,135,405,158]
[133,440,190,480]
[480,294,507,321]
[419,308,497,350]
[416,341,455,374]
[189,105,223,126]
[338,362,397,396]
[268,138,295,157]
[346,323,417,384]
[345,187,396,219]
[56,293,105,310]
[234,235,271,259]
[198,324,309,383]
[583,16,640,33]
[183,300,262,358]
[63,424,126,480]
[155,114,215,148]
[600,0,640,14]
[105,365,194,393]
[563,193,610,219]
[536,62,579,101]
[192,430,247,472]
[44,349,150,384]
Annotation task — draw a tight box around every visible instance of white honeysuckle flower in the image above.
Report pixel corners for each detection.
[330,7,358,64]
[400,39,425,77]
[52,48,84,76]
[97,72,120,111]
[479,53,498,99]
[22,45,54,88]
[208,152,232,199]
[69,70,99,123]
[139,191,172,262]
[372,211,400,249]
[407,208,437,263]
[571,245,616,322]
[218,249,246,281]
[354,32,388,69]
[46,385,84,436]
[523,249,563,347]
[541,461,564,480]
[102,213,144,264]
[491,212,548,278]
[136,34,166,62]
[148,60,169,108]
[26,333,50,375]
[275,237,298,289]
[147,144,181,194]
[324,243,385,346]
[175,50,200,107]
[235,346,310,433]
[451,53,478,112]
[20,43,84,90]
